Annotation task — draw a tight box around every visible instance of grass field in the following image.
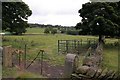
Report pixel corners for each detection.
[3,34,97,65]
[2,27,119,78]
[25,27,45,34]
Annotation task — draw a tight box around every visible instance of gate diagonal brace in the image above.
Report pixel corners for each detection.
[26,50,44,69]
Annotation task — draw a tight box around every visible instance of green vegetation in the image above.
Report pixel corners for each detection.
[76,2,120,41]
[44,27,57,34]
[66,29,80,35]
[3,28,118,67]
[2,0,119,78]
[15,71,44,78]
[26,27,45,34]
[2,67,17,78]
[51,29,57,34]
[2,67,44,78]
[2,28,119,77]
[44,27,50,34]
[102,39,119,71]
[60,29,66,33]
[3,29,98,66]
[2,2,32,35]
[102,47,118,71]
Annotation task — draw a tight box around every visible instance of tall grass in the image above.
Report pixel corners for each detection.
[102,40,119,71]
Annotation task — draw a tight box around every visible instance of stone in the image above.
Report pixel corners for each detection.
[86,67,97,78]
[3,46,13,67]
[76,66,90,75]
[64,53,79,78]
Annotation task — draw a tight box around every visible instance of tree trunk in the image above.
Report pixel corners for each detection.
[99,35,105,44]
[14,32,22,35]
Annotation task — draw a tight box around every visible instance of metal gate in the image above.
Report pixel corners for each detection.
[58,38,97,54]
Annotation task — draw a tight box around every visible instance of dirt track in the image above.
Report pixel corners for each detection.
[26,61,64,78]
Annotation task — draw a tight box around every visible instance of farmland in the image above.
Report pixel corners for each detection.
[2,27,119,78]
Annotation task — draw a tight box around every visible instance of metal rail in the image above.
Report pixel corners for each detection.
[26,50,44,69]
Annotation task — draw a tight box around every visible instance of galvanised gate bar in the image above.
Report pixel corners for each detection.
[58,38,97,54]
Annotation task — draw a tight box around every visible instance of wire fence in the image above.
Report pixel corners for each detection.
[11,43,46,75]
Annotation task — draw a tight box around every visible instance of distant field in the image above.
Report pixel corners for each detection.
[25,27,45,34]
[2,27,119,77]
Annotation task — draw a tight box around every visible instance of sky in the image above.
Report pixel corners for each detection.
[23,0,90,26]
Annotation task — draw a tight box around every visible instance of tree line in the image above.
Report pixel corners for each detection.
[43,26,80,35]
[29,23,74,28]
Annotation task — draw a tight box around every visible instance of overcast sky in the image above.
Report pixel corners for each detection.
[23,0,90,26]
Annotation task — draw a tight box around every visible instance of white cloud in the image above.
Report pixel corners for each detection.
[23,0,89,26]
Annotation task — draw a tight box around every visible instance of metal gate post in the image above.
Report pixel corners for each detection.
[40,50,44,75]
[58,40,60,53]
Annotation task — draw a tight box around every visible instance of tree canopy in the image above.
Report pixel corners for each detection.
[76,2,120,40]
[2,1,32,35]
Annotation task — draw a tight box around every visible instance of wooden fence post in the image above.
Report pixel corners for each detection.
[3,46,12,67]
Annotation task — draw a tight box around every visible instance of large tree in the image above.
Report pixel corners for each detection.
[76,2,120,42]
[2,1,32,35]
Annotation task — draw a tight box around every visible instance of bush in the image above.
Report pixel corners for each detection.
[114,41,120,46]
[51,29,57,34]
[60,29,66,33]
[66,30,79,35]
[44,28,50,34]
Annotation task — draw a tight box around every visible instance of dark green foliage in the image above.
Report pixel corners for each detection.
[2,1,32,35]
[48,27,53,31]
[66,29,79,35]
[76,2,120,38]
[44,27,57,34]
[44,27,50,34]
[51,29,57,34]
[60,29,66,33]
